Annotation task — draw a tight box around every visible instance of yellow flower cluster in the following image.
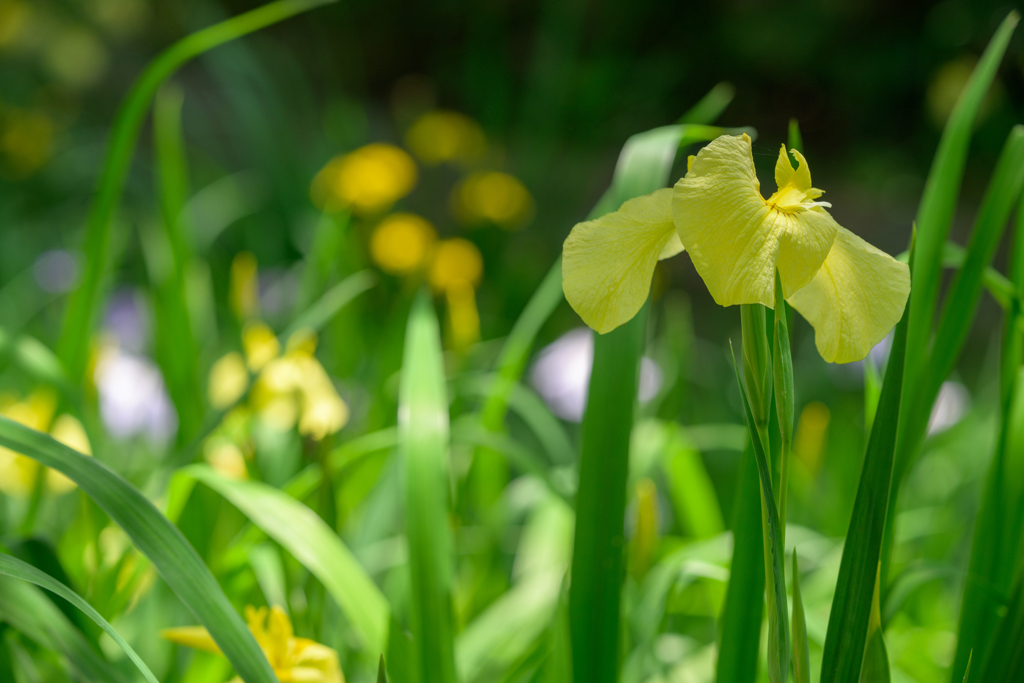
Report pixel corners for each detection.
[0,389,90,496]
[311,143,417,214]
[162,605,344,683]
[206,321,349,475]
[562,134,911,364]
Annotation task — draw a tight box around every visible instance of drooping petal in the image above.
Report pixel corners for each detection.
[160,626,222,654]
[562,187,681,334]
[787,227,910,364]
[673,134,838,306]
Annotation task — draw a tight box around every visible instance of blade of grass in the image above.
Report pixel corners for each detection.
[0,418,278,683]
[977,565,1024,681]
[715,447,765,683]
[0,553,159,683]
[886,11,1018,590]
[379,655,390,683]
[678,82,735,125]
[180,465,390,654]
[152,83,203,443]
[792,553,810,683]
[282,270,377,340]
[731,343,789,683]
[400,293,458,683]
[951,182,1024,683]
[57,0,337,385]
[569,121,709,683]
[0,577,131,683]
[820,270,911,683]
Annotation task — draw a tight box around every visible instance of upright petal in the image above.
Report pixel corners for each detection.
[674,134,838,306]
[562,188,681,334]
[787,227,910,364]
[673,134,775,307]
[160,626,222,654]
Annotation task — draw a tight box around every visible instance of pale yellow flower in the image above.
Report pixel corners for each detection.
[369,213,437,275]
[561,133,910,363]
[428,238,483,293]
[311,143,417,214]
[242,322,280,373]
[405,110,486,166]
[162,605,344,683]
[208,352,250,410]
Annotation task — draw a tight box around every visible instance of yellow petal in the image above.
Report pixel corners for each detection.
[673,134,837,306]
[160,626,222,654]
[786,227,910,364]
[562,188,681,334]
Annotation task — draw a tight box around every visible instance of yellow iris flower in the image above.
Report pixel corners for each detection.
[162,605,344,683]
[562,133,910,363]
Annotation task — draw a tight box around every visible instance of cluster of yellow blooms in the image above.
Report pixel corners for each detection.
[563,134,911,364]
[162,605,344,683]
[310,109,529,350]
[0,389,90,496]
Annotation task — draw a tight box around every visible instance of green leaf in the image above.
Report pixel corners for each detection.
[0,577,131,683]
[716,444,765,683]
[57,0,338,385]
[0,553,159,683]
[400,294,458,683]
[678,82,735,125]
[569,121,702,683]
[977,567,1024,683]
[661,426,725,539]
[282,269,377,340]
[731,342,789,683]
[792,553,811,683]
[820,274,911,683]
[0,417,278,683]
[772,271,794,536]
[379,655,390,683]
[180,465,390,655]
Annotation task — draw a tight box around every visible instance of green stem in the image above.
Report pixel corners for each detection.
[57,0,337,385]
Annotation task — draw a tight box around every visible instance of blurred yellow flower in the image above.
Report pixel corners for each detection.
[242,322,280,373]
[162,605,344,683]
[203,439,248,480]
[0,0,28,46]
[0,390,91,496]
[453,171,533,230]
[208,352,249,410]
[1,108,55,177]
[370,213,437,275]
[88,0,150,40]
[428,238,483,293]
[793,401,830,474]
[311,143,417,214]
[44,25,109,89]
[230,252,260,321]
[446,281,480,351]
[405,110,486,166]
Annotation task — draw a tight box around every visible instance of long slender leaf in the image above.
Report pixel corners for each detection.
[678,82,735,125]
[820,273,911,683]
[791,553,810,683]
[0,553,159,683]
[716,444,765,683]
[569,121,706,683]
[57,0,337,385]
[0,418,277,683]
[181,465,390,655]
[283,270,377,340]
[731,344,789,683]
[978,566,1024,681]
[0,577,131,683]
[400,294,457,683]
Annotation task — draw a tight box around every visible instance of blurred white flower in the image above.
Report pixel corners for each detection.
[529,327,662,422]
[94,345,176,442]
[927,381,969,435]
[33,249,77,293]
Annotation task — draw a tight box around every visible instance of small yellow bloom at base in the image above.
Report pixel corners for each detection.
[162,605,345,683]
[428,238,483,293]
[209,352,250,410]
[786,227,910,363]
[562,188,683,334]
[312,144,417,214]
[47,414,91,493]
[370,213,437,275]
[0,391,90,496]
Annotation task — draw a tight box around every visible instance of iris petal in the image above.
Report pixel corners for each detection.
[787,226,910,364]
[562,188,681,334]
[673,134,838,306]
